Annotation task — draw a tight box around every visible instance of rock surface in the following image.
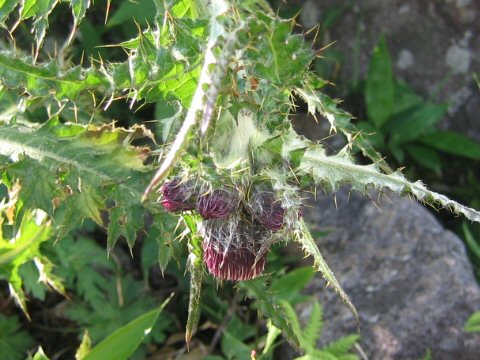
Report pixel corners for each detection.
[294,190,480,359]
[295,0,480,141]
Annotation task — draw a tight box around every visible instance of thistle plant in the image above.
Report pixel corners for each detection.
[1,0,480,353]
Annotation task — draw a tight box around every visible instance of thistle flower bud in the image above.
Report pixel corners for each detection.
[159,179,196,212]
[247,189,285,231]
[197,188,239,220]
[202,217,268,281]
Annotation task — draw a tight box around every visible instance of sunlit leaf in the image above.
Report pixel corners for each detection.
[83,294,172,360]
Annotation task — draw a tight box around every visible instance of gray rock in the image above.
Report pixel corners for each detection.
[295,0,480,142]
[299,190,480,359]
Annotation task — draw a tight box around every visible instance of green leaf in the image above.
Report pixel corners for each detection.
[302,302,323,351]
[386,103,448,144]
[0,314,34,360]
[108,203,144,250]
[322,335,360,356]
[66,274,159,343]
[464,311,480,333]
[18,261,47,300]
[158,240,172,275]
[83,294,172,360]
[354,121,385,150]
[225,315,256,342]
[419,131,480,159]
[389,143,405,164]
[462,222,480,260]
[405,144,441,173]
[279,300,303,349]
[141,231,159,280]
[262,320,282,355]
[221,331,252,360]
[0,210,56,316]
[338,355,360,360]
[6,161,57,215]
[53,236,115,306]
[107,0,156,28]
[391,80,423,115]
[78,20,107,59]
[239,279,300,348]
[155,101,183,143]
[269,267,314,303]
[474,72,480,89]
[0,0,18,24]
[418,349,432,360]
[71,0,91,26]
[296,352,337,360]
[29,347,50,360]
[169,0,203,18]
[75,331,92,360]
[366,37,394,127]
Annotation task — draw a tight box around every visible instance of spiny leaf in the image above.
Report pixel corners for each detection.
[143,0,243,198]
[247,18,313,86]
[71,0,91,30]
[239,279,301,348]
[299,145,480,223]
[107,203,144,251]
[15,0,58,53]
[0,120,154,245]
[0,51,110,100]
[294,85,392,174]
[3,0,92,51]
[186,253,203,345]
[33,255,66,296]
[294,219,359,325]
[184,214,204,345]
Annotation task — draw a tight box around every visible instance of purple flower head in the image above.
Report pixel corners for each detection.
[248,189,285,231]
[159,179,196,212]
[197,188,239,220]
[202,217,268,281]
